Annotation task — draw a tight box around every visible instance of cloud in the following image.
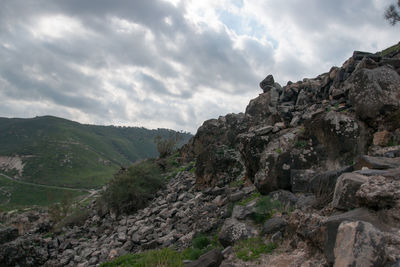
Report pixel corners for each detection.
[0,0,398,133]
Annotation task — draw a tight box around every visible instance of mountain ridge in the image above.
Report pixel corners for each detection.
[0,115,192,188]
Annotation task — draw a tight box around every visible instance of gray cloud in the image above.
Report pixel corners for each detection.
[0,0,398,132]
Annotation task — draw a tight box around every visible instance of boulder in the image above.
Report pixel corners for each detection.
[262,217,287,235]
[245,91,280,124]
[324,208,390,265]
[259,74,275,93]
[218,219,254,247]
[185,248,223,267]
[333,221,386,267]
[195,145,244,188]
[309,166,354,199]
[345,66,400,124]
[356,171,400,209]
[232,202,256,220]
[332,173,369,210]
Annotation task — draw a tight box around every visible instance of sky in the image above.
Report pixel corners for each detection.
[0,0,398,133]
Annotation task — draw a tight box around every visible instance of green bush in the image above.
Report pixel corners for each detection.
[252,196,282,224]
[54,208,90,231]
[192,233,210,250]
[99,159,164,214]
[234,237,277,261]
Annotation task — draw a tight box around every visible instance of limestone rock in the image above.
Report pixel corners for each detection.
[346,66,400,123]
[332,173,369,210]
[334,221,386,267]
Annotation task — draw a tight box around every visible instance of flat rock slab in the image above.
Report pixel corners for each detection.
[355,155,400,170]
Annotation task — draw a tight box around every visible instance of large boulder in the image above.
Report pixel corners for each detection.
[323,208,390,265]
[245,90,280,124]
[345,66,400,126]
[195,145,244,188]
[332,173,369,210]
[333,221,386,267]
[356,168,400,209]
[305,111,368,166]
[218,219,255,247]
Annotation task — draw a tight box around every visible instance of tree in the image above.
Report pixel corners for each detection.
[385,0,400,25]
[154,132,183,158]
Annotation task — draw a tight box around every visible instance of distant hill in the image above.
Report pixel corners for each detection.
[0,116,192,189]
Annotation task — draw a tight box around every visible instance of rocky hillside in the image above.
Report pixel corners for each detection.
[0,43,400,267]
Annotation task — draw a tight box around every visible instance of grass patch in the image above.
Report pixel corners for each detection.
[0,175,87,211]
[100,248,184,267]
[380,43,400,57]
[229,179,245,188]
[295,140,307,148]
[181,232,220,261]
[234,237,277,261]
[102,233,221,266]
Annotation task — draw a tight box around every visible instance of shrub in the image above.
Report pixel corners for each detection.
[53,208,90,231]
[155,133,183,158]
[99,159,164,214]
[252,196,282,224]
[192,233,210,250]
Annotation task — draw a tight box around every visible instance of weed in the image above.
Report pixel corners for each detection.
[234,237,277,261]
[238,192,261,206]
[295,140,307,148]
[276,148,282,154]
[229,179,245,188]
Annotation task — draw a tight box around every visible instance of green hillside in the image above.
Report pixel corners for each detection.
[0,116,192,189]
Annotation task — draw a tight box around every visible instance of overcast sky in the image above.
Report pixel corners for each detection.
[0,0,398,133]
